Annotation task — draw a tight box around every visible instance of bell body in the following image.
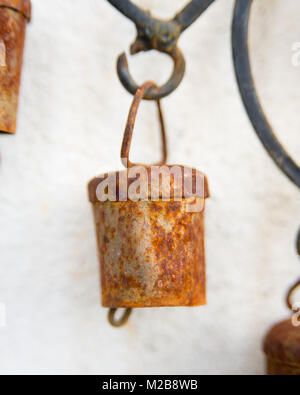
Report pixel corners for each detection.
[88,166,209,308]
[0,0,31,133]
[263,319,300,375]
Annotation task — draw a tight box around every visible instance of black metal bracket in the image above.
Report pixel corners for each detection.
[107,0,300,189]
[232,0,300,190]
[106,0,216,100]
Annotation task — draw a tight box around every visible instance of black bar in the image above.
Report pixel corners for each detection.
[232,0,300,189]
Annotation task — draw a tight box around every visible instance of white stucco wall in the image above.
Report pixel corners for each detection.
[0,0,299,375]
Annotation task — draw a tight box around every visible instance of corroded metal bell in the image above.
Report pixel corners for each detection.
[88,82,209,326]
[263,317,300,375]
[0,0,31,134]
[263,230,300,375]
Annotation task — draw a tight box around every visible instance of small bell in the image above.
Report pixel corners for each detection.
[88,82,209,326]
[0,0,31,134]
[263,230,300,375]
[263,316,300,375]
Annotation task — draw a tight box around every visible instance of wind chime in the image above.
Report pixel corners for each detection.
[0,0,298,376]
[88,0,300,375]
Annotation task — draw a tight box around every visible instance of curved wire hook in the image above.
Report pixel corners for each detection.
[287,279,300,311]
[286,230,300,311]
[121,81,167,168]
[232,0,300,189]
[108,308,132,328]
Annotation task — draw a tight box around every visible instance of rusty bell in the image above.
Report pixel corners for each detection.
[263,318,300,375]
[0,0,31,134]
[88,82,209,320]
[263,274,300,375]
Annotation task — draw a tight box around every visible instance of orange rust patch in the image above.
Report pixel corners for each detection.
[0,6,28,134]
[92,199,207,308]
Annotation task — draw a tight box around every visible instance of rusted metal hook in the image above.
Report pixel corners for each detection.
[108,308,132,328]
[287,279,300,312]
[121,81,167,168]
[232,0,300,189]
[107,0,216,99]
[286,230,300,311]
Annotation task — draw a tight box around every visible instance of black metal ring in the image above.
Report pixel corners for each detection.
[232,0,300,189]
[117,49,186,100]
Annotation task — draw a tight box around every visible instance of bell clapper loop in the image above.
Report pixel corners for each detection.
[108,308,132,328]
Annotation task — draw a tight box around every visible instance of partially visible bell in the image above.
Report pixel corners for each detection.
[88,165,209,308]
[0,0,31,134]
[263,319,300,375]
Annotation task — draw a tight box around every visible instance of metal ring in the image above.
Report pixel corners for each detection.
[232,0,300,189]
[121,81,168,168]
[108,308,132,327]
[117,49,186,101]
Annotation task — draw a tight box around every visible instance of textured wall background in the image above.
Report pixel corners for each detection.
[0,0,299,375]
